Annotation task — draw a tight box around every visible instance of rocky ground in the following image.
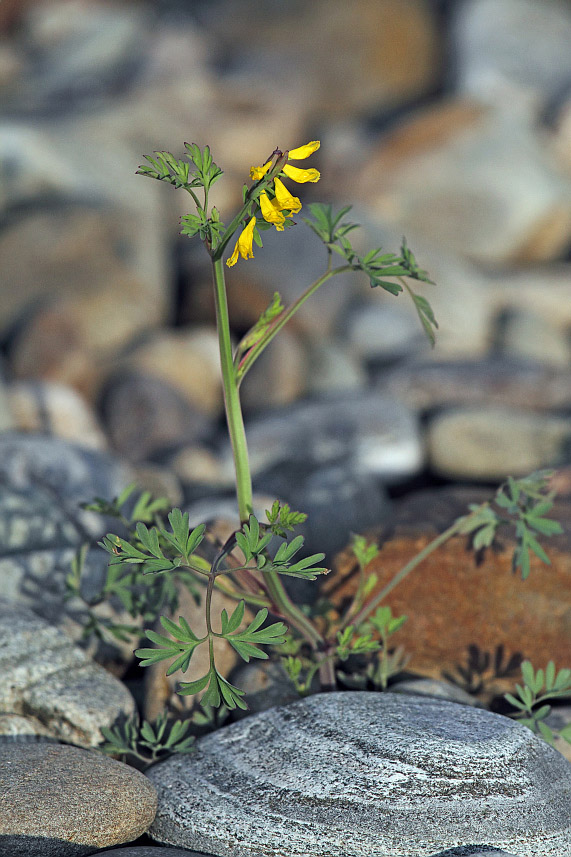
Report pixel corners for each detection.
[0,0,570,855]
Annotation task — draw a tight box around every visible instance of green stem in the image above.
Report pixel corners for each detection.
[210,255,333,685]
[350,504,489,629]
[236,265,353,384]
[212,257,253,522]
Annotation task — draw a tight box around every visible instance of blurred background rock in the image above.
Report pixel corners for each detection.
[0,0,570,563]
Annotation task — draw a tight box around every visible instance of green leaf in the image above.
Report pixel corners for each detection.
[220,600,245,635]
[221,607,287,662]
[352,534,379,568]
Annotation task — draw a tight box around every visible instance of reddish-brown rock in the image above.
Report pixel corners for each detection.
[326,487,571,702]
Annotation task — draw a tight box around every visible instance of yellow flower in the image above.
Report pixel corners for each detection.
[226,217,257,267]
[287,141,320,160]
[259,191,286,231]
[273,178,301,214]
[250,161,272,181]
[282,164,320,183]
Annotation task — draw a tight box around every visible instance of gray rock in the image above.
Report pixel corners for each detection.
[427,406,571,480]
[388,677,481,707]
[0,742,156,856]
[147,692,571,856]
[0,598,135,747]
[498,309,571,366]
[305,340,366,396]
[226,393,423,483]
[343,300,428,362]
[429,850,518,857]
[452,0,571,112]
[377,358,571,412]
[0,434,133,649]
[100,847,214,856]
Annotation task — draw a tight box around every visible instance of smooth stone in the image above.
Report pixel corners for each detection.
[498,309,571,366]
[124,328,223,419]
[485,265,571,335]
[254,462,391,560]
[343,300,429,362]
[452,0,571,112]
[100,848,214,856]
[0,598,135,747]
[304,340,366,396]
[240,327,309,413]
[147,692,571,856]
[100,372,212,463]
[376,358,571,412]
[0,434,134,651]
[224,393,423,483]
[388,677,480,707]
[427,406,571,480]
[8,381,108,450]
[327,488,571,704]
[0,743,157,856]
[360,99,571,265]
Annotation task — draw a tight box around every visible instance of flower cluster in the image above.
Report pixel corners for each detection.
[227,141,320,267]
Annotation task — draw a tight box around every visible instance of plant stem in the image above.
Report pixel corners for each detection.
[351,504,489,629]
[236,265,353,384]
[212,257,253,522]
[210,256,334,686]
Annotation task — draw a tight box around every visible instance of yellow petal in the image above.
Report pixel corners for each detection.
[273,177,302,214]
[226,243,240,267]
[226,217,257,266]
[237,216,257,259]
[260,191,286,229]
[282,164,320,183]
[250,161,272,181]
[287,141,320,160]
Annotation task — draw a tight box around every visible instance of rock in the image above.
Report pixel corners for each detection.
[10,0,151,113]
[100,849,211,857]
[498,309,571,365]
[226,393,423,484]
[0,434,134,653]
[485,265,571,335]
[0,713,54,740]
[142,581,250,721]
[545,704,571,765]
[0,124,77,214]
[101,848,213,857]
[427,406,571,480]
[342,300,429,363]
[359,99,571,265]
[202,0,442,120]
[8,381,107,450]
[327,488,571,703]
[429,850,518,857]
[376,358,571,413]
[230,660,303,719]
[0,598,135,747]
[255,462,391,560]
[124,328,223,419]
[304,340,366,396]
[388,677,481,707]
[100,371,213,463]
[171,445,235,492]
[452,0,571,114]
[147,692,571,856]
[0,742,156,856]
[240,327,309,413]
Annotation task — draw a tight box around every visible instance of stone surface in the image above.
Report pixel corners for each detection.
[226,393,423,483]
[388,677,480,707]
[360,99,571,265]
[100,849,213,856]
[0,598,135,747]
[498,309,571,366]
[147,692,571,856]
[202,0,441,120]
[100,372,212,463]
[327,488,571,702]
[240,326,309,413]
[124,328,223,418]
[343,300,428,362]
[0,713,54,740]
[452,0,571,112]
[0,742,157,856]
[8,381,107,450]
[427,406,571,480]
[377,358,571,412]
[0,434,133,646]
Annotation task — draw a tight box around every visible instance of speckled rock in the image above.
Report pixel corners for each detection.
[0,598,135,746]
[147,692,571,857]
[0,742,157,856]
[100,848,213,856]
